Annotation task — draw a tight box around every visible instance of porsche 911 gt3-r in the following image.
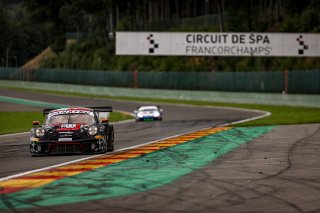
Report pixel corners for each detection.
[134,105,163,122]
[29,107,114,156]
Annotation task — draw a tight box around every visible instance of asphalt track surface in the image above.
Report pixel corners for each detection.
[0,88,261,178]
[1,88,320,212]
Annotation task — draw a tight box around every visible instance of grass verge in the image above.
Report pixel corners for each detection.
[0,111,133,135]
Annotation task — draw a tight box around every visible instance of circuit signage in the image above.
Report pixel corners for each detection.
[116,32,320,57]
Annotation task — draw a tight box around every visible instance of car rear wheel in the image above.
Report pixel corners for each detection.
[107,125,114,151]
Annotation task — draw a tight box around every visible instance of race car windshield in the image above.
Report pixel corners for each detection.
[45,114,95,126]
[139,107,158,111]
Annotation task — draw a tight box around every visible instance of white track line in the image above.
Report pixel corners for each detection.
[219,110,271,127]
[0,126,217,182]
[0,132,29,138]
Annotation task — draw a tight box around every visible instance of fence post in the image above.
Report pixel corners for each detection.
[133,69,138,88]
[283,69,289,94]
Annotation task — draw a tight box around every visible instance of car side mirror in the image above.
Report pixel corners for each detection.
[33,121,40,126]
[100,119,108,124]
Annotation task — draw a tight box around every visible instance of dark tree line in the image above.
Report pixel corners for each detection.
[0,0,319,69]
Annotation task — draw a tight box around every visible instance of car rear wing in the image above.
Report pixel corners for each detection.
[43,108,57,115]
[91,107,113,121]
[43,106,113,115]
[89,106,113,112]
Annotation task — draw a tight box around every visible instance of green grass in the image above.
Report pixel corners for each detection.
[130,99,319,127]
[1,86,320,128]
[0,112,44,135]
[108,111,133,123]
[0,111,133,135]
[226,104,320,127]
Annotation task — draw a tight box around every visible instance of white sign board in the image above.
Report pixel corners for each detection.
[116,32,320,57]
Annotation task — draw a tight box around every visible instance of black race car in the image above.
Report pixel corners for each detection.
[29,106,114,156]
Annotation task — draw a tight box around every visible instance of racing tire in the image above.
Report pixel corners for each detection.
[106,125,114,152]
[29,150,39,157]
[100,140,107,154]
[29,145,37,157]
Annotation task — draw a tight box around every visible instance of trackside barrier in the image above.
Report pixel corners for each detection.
[0,68,319,94]
[0,68,281,92]
[0,80,319,108]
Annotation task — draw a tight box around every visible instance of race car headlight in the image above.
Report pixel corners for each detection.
[137,113,144,118]
[153,111,160,117]
[88,126,98,136]
[35,128,45,137]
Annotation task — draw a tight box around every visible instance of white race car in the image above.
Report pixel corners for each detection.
[134,106,163,122]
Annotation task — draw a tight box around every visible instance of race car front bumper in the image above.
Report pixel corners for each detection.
[30,138,106,155]
[136,116,162,121]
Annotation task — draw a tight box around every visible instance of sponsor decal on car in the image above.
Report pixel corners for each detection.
[56,124,82,131]
[48,110,93,118]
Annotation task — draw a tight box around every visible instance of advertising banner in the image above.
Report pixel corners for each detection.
[116,32,320,57]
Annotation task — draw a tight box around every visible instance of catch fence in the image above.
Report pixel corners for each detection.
[0,68,319,94]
